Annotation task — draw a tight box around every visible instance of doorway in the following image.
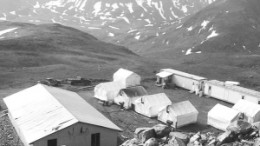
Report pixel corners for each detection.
[47,139,57,146]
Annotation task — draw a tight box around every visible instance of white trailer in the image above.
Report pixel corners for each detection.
[156,69,206,94]
[204,80,260,104]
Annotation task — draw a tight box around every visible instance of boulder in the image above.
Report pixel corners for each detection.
[169,132,189,144]
[120,138,139,146]
[227,120,253,135]
[144,138,159,146]
[254,138,260,146]
[217,131,237,146]
[135,127,156,143]
[189,132,201,143]
[168,136,186,146]
[152,124,173,139]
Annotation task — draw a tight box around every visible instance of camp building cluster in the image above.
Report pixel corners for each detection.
[3,68,260,146]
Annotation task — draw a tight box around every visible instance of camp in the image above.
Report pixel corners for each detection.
[114,86,148,109]
[3,84,122,146]
[232,99,260,123]
[204,80,260,104]
[207,104,240,131]
[94,81,123,103]
[156,68,206,95]
[158,100,198,128]
[133,93,172,118]
[113,68,141,88]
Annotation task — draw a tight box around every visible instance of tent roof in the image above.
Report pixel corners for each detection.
[113,68,139,80]
[95,81,123,92]
[141,93,172,107]
[161,68,206,80]
[208,104,239,122]
[169,101,198,116]
[120,86,148,98]
[232,100,260,118]
[4,84,121,144]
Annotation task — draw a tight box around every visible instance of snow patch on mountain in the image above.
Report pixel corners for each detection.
[0,28,18,36]
[199,20,210,33]
[206,30,219,39]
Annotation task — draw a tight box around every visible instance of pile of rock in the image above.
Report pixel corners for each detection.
[121,120,260,146]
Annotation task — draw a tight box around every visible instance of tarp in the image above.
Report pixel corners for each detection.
[208,104,240,131]
[156,71,173,78]
[114,86,148,109]
[113,68,141,88]
[134,93,172,118]
[158,101,198,128]
[3,84,121,145]
[94,81,123,102]
[232,99,260,123]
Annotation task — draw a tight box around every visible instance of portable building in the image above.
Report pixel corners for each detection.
[94,81,123,102]
[158,101,198,128]
[113,68,141,88]
[133,93,172,118]
[114,86,148,109]
[208,104,240,131]
[232,100,260,123]
[204,80,260,104]
[156,68,206,93]
[3,84,122,146]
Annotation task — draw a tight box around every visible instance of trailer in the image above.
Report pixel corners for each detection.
[203,80,260,104]
[156,69,206,94]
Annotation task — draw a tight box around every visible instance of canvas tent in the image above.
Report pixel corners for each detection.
[113,68,141,88]
[232,99,260,123]
[158,101,198,128]
[94,81,123,102]
[134,93,172,118]
[3,84,121,146]
[114,86,148,109]
[208,104,240,131]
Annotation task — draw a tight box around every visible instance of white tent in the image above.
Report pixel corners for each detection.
[114,86,148,109]
[232,99,260,123]
[94,82,123,102]
[158,101,198,128]
[134,93,172,118]
[208,104,240,131]
[113,68,141,88]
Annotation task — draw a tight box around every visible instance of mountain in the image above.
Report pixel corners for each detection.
[144,0,260,89]
[0,21,161,89]
[0,0,215,52]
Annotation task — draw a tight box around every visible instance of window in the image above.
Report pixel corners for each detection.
[47,139,57,146]
[242,96,245,99]
[258,101,260,105]
[91,133,100,146]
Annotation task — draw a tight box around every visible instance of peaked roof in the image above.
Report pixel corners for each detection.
[161,68,206,80]
[208,104,239,121]
[120,86,148,98]
[168,101,198,116]
[141,93,172,107]
[232,99,260,117]
[113,68,139,81]
[4,84,121,144]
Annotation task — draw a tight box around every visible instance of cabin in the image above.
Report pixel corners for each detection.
[113,68,141,88]
[232,100,260,123]
[114,86,148,109]
[133,93,172,118]
[158,101,198,128]
[207,104,240,131]
[4,84,122,146]
[203,80,260,104]
[156,69,206,94]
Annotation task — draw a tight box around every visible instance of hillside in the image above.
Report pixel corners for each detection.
[0,21,162,89]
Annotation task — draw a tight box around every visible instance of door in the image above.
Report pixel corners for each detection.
[91,133,100,146]
[47,139,57,146]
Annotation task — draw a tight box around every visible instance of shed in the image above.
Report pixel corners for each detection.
[114,86,148,109]
[4,84,121,146]
[113,68,141,88]
[158,101,198,128]
[208,104,240,131]
[232,100,260,123]
[94,81,123,102]
[156,69,206,94]
[133,93,172,118]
